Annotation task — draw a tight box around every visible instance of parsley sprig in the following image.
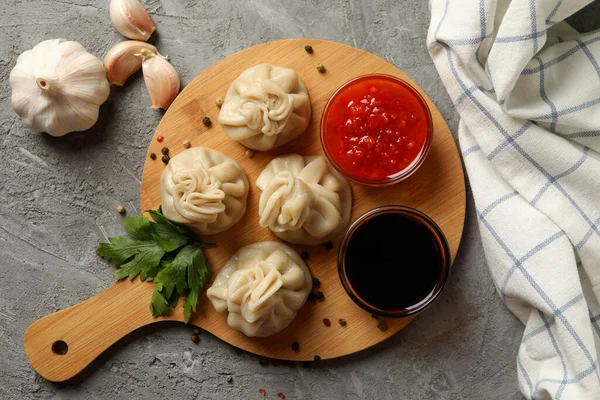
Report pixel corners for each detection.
[96,209,212,323]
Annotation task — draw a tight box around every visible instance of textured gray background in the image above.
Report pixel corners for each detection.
[1,1,599,399]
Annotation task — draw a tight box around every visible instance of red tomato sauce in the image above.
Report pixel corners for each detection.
[322,75,431,183]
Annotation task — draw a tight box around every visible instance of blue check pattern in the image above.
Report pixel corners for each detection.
[428,1,600,399]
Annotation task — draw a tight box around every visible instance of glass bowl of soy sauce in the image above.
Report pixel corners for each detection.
[338,206,450,317]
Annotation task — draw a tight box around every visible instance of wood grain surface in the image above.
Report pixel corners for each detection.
[24,39,465,382]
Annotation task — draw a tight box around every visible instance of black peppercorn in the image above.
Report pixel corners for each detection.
[150,153,157,160]
[315,291,325,301]
[162,155,170,164]
[377,321,388,332]
[304,45,313,54]
[339,319,347,327]
[313,355,321,362]
[190,334,199,343]
[307,291,317,302]
[291,341,300,351]
[312,278,321,288]
[161,146,169,155]
[202,116,212,127]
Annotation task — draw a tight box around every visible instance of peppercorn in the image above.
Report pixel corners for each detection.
[150,152,157,160]
[216,98,224,108]
[320,242,333,252]
[304,45,313,54]
[193,328,201,335]
[312,277,321,288]
[307,291,317,302]
[377,320,388,332]
[339,318,347,327]
[316,63,326,73]
[323,318,331,327]
[161,146,169,155]
[259,389,266,396]
[183,140,191,149]
[116,205,126,215]
[157,135,164,142]
[162,155,170,164]
[314,355,321,363]
[225,375,232,383]
[245,149,254,158]
[315,291,325,301]
[301,251,309,260]
[291,341,300,351]
[202,116,212,127]
[278,393,286,399]
[190,334,199,343]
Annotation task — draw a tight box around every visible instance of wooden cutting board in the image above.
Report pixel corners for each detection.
[24,39,466,382]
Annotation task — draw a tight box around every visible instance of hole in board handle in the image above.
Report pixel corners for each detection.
[51,340,68,355]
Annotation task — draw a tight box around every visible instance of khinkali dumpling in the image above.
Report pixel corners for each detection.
[160,147,249,235]
[217,64,311,151]
[206,242,312,337]
[256,154,352,245]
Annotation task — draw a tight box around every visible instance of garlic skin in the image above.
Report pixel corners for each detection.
[105,40,157,86]
[10,39,110,137]
[110,0,156,41]
[137,49,180,110]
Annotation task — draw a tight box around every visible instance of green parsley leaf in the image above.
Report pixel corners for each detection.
[96,236,165,281]
[96,209,212,323]
[150,282,171,316]
[123,214,154,240]
[148,209,190,252]
[184,249,210,322]
[153,245,211,323]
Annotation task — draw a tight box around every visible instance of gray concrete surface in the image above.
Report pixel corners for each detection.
[0,1,597,399]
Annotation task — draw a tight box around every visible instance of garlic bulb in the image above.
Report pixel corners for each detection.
[137,49,180,110]
[105,40,157,86]
[10,39,110,137]
[110,0,155,41]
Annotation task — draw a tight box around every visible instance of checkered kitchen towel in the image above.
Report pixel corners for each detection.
[428,1,600,399]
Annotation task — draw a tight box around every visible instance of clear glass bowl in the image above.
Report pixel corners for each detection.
[337,205,450,318]
[320,74,433,187]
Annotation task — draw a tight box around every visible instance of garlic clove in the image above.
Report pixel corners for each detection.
[137,49,180,110]
[110,0,156,41]
[105,41,157,86]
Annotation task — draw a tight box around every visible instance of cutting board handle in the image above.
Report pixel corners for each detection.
[24,278,172,382]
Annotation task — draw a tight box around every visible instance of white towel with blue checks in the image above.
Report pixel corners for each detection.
[428,1,600,398]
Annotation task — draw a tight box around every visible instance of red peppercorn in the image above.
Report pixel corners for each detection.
[323,318,331,327]
[157,135,164,142]
[259,389,266,396]
[278,393,286,399]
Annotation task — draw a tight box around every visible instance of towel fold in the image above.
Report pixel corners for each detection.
[428,1,600,398]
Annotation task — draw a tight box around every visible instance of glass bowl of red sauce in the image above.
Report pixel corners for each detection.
[320,74,433,186]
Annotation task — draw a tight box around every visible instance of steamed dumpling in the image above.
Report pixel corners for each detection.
[218,64,311,151]
[206,242,312,337]
[256,154,352,245]
[160,147,249,235]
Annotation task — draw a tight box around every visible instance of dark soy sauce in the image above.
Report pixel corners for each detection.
[344,213,444,311]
